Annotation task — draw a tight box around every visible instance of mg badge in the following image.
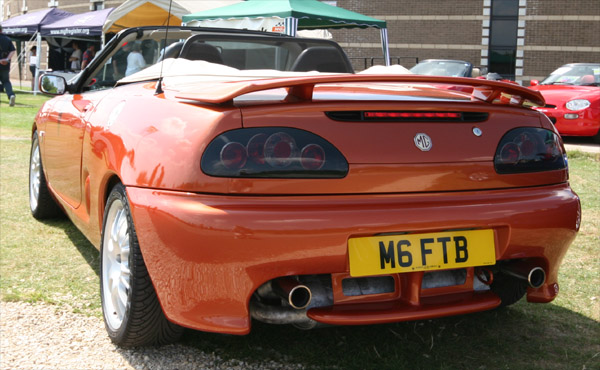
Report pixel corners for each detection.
[414,133,432,151]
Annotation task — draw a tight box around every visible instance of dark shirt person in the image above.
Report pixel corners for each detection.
[81,44,96,70]
[0,25,16,106]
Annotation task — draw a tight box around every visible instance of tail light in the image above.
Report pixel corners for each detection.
[494,128,567,174]
[202,128,348,178]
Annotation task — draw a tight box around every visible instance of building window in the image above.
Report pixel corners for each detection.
[488,0,518,79]
[91,1,104,11]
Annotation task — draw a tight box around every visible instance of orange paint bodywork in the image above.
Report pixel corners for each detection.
[125,184,577,333]
[34,75,579,334]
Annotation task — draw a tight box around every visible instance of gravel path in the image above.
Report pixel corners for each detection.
[0,301,302,370]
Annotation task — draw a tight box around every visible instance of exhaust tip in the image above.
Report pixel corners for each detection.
[528,267,546,289]
[289,285,312,309]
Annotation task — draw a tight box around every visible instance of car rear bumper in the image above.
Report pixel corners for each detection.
[126,183,579,334]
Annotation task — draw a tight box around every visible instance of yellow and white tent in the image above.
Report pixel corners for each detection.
[102,0,242,34]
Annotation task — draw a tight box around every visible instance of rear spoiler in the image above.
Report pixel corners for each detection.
[174,75,544,108]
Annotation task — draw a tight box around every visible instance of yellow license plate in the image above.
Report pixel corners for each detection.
[348,229,496,277]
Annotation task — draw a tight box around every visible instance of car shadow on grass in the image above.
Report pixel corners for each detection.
[177,302,599,370]
[67,226,100,277]
[45,218,100,277]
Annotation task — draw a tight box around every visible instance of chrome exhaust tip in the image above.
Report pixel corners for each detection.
[526,267,546,289]
[502,264,546,289]
[275,277,312,309]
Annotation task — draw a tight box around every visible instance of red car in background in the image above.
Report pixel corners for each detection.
[530,63,600,142]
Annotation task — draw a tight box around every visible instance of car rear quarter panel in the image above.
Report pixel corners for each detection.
[77,82,242,246]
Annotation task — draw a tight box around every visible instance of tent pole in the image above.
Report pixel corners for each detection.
[285,17,298,37]
[34,32,42,95]
[380,28,390,66]
[17,41,23,89]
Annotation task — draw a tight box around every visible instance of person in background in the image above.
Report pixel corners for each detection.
[69,41,81,71]
[29,46,38,90]
[81,44,95,70]
[111,42,130,80]
[125,42,146,76]
[0,24,16,107]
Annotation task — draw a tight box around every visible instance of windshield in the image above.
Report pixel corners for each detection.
[541,64,600,86]
[410,60,471,77]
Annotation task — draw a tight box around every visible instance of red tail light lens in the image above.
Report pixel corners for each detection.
[499,142,520,165]
[202,128,348,178]
[495,128,567,174]
[220,142,247,169]
[301,144,326,170]
[247,133,267,165]
[264,132,298,168]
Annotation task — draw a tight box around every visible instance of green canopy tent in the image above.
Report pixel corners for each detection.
[181,0,389,65]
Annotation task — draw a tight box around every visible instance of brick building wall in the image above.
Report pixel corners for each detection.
[527,0,599,15]
[332,0,485,71]
[333,0,598,83]
[522,0,600,81]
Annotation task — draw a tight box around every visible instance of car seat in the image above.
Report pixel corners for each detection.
[291,46,354,73]
[181,43,224,64]
[157,41,184,62]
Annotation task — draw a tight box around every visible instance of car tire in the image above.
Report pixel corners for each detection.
[29,131,63,219]
[490,274,527,307]
[100,183,183,347]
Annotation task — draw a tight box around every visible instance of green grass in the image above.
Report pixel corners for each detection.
[1,92,598,369]
[1,91,101,315]
[0,89,46,137]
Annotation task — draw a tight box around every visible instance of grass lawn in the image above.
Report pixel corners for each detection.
[1,90,598,369]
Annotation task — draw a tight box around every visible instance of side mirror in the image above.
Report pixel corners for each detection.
[40,74,67,95]
[530,79,539,87]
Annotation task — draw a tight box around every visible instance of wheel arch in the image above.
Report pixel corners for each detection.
[98,174,124,232]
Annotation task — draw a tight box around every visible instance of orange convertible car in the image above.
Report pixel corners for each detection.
[31,27,580,347]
